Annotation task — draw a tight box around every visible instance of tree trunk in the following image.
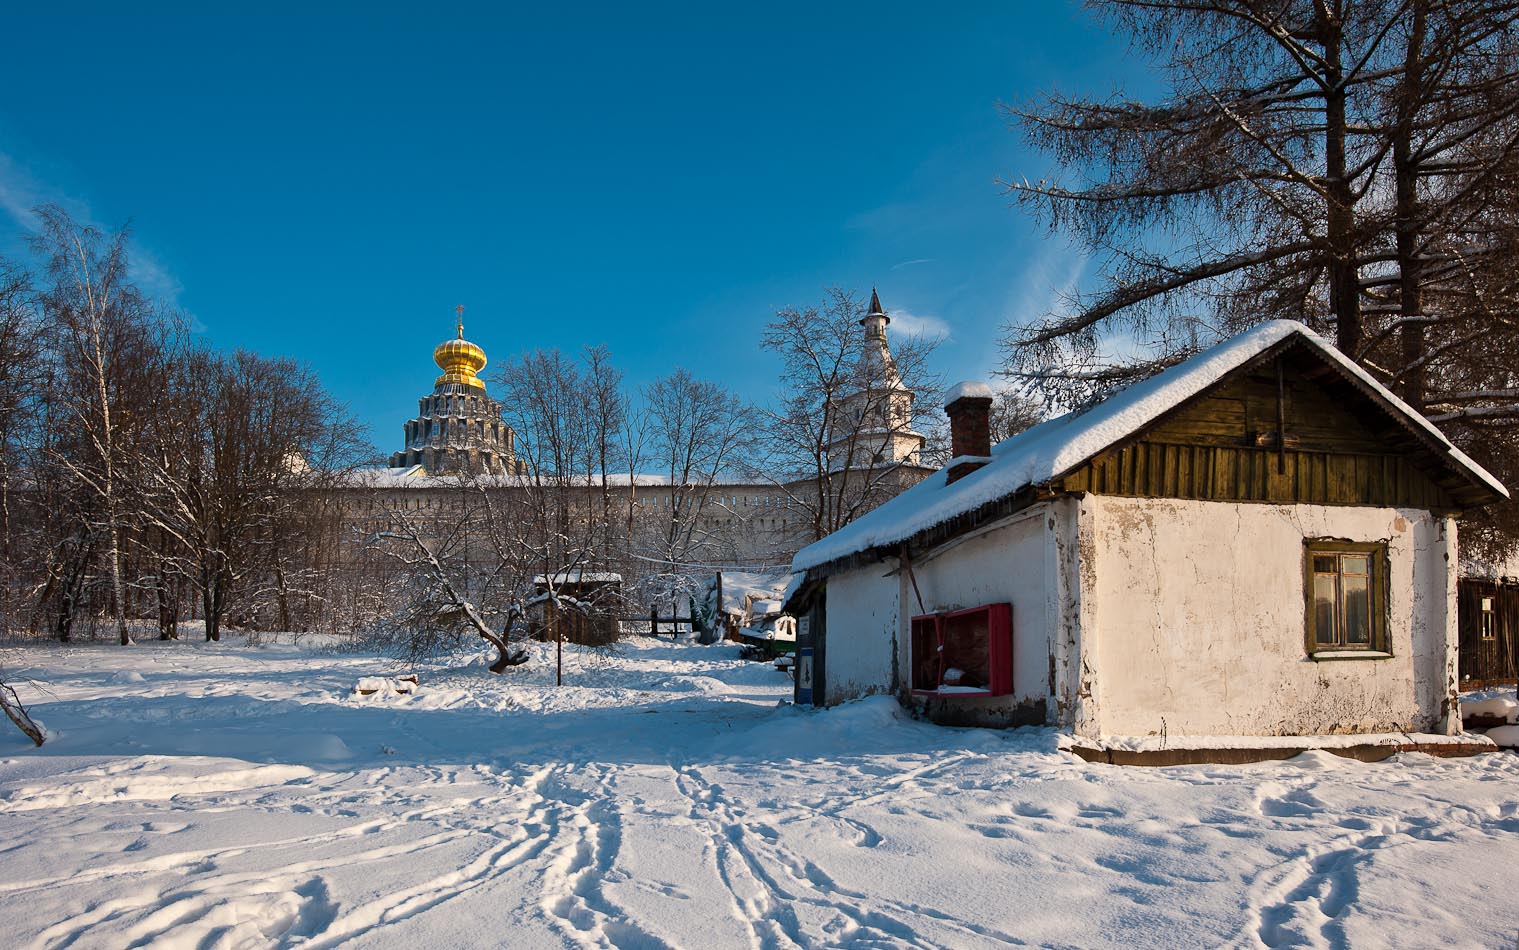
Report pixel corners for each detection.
[54,551,90,643]
[276,565,292,632]
[29,560,60,637]
[1319,9,1361,357]
[202,570,220,642]
[1394,0,1430,411]
[0,679,44,747]
[105,508,129,645]
[156,573,178,640]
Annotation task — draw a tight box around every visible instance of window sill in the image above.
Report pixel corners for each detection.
[1309,650,1393,661]
[912,687,994,697]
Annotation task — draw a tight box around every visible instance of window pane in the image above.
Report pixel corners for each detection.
[1313,556,1337,574]
[1344,574,1371,644]
[1314,574,1337,645]
[1342,554,1369,576]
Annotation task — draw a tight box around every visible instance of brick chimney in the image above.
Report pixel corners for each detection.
[944,381,994,485]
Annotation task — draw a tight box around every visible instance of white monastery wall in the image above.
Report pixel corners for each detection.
[1084,496,1457,738]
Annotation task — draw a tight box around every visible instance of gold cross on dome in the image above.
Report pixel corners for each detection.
[456,304,465,339]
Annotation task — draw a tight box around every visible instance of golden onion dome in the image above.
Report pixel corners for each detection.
[434,306,487,390]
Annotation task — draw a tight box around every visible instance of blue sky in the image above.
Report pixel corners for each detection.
[0,3,1148,453]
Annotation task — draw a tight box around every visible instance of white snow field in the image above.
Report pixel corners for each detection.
[2,637,1517,950]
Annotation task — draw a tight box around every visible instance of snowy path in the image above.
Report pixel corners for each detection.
[2,638,1517,949]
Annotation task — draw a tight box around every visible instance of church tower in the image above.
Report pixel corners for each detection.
[389,307,520,475]
[825,288,927,471]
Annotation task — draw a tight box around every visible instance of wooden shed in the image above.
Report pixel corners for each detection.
[1458,577,1519,686]
[530,572,623,647]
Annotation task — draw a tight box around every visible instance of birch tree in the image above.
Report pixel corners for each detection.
[32,206,165,645]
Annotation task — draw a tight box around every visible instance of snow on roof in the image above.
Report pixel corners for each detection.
[793,320,1509,573]
[945,380,994,405]
[718,571,792,613]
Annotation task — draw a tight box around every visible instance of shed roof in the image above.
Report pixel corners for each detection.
[793,320,1508,574]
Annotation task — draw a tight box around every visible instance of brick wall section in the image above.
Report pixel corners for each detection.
[945,393,993,484]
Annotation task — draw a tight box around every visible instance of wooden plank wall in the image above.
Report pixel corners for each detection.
[1058,442,1453,508]
[1458,580,1519,684]
[1055,367,1458,510]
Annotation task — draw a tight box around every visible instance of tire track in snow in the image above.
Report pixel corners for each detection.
[290,761,567,948]
[672,764,807,949]
[673,762,1029,949]
[809,751,982,816]
[21,761,557,950]
[535,761,672,949]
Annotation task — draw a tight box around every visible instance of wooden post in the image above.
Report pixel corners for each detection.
[650,605,658,638]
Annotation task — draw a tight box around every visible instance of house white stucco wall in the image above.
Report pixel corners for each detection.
[1082,497,1458,738]
[817,503,1066,717]
[820,559,901,706]
[904,505,1056,721]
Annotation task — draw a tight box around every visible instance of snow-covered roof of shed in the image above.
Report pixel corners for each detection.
[717,571,792,614]
[793,320,1509,573]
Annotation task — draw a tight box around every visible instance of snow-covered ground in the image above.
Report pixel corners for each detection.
[2,636,1517,950]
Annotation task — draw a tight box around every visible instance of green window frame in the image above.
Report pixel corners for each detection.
[1304,541,1388,655]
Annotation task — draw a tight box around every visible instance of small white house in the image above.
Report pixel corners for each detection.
[785,321,1509,762]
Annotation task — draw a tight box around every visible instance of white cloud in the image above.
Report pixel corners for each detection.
[891,258,936,270]
[1005,239,1088,333]
[889,308,952,341]
[0,153,47,237]
[0,151,188,313]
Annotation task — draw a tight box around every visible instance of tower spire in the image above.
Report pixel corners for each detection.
[456,304,465,339]
[861,287,890,332]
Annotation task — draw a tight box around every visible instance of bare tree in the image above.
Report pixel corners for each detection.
[367,488,530,673]
[759,287,941,542]
[0,259,41,634]
[583,345,628,569]
[498,347,628,579]
[1001,0,1519,551]
[140,348,366,641]
[32,206,166,645]
[641,368,752,568]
